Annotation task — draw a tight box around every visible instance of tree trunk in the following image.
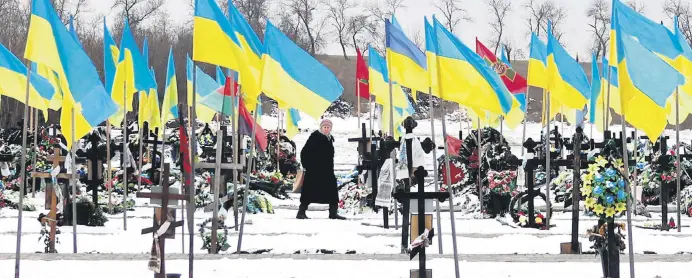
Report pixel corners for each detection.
[339,36,349,60]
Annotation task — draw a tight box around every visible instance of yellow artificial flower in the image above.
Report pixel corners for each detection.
[615,202,627,213]
[584,197,597,208]
[535,217,543,225]
[613,159,624,169]
[519,215,527,225]
[605,206,616,218]
[593,204,605,215]
[595,156,607,167]
[581,186,593,197]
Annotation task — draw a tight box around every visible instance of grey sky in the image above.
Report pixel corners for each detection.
[69,0,673,60]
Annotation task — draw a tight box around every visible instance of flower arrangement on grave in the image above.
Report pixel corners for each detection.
[198,218,230,253]
[98,191,135,214]
[638,147,692,206]
[581,156,628,219]
[439,160,469,193]
[484,170,518,196]
[338,176,370,215]
[266,131,301,176]
[551,170,575,203]
[454,128,519,190]
[0,180,37,211]
[586,222,627,255]
[245,191,275,214]
[513,208,547,229]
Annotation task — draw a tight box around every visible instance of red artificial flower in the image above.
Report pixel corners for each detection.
[537,213,544,218]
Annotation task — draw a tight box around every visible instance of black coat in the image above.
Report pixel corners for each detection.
[299,131,338,204]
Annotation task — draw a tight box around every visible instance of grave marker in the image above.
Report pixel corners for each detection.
[137,164,186,278]
[32,147,69,253]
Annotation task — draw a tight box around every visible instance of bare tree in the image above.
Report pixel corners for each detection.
[0,0,28,56]
[347,13,370,52]
[586,0,610,58]
[327,0,356,59]
[112,0,165,30]
[411,29,424,50]
[435,0,471,34]
[524,0,567,42]
[663,0,692,44]
[276,10,313,53]
[285,0,328,56]
[232,0,270,39]
[365,0,406,54]
[50,0,89,24]
[486,0,511,54]
[502,39,525,61]
[625,0,646,14]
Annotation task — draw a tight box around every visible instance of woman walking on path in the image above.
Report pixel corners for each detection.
[297,119,346,220]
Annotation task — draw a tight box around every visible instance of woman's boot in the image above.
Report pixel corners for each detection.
[296,203,309,219]
[329,203,346,220]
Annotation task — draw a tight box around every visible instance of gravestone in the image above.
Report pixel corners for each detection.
[137,163,186,278]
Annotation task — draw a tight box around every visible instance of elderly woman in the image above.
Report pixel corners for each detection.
[297,119,345,220]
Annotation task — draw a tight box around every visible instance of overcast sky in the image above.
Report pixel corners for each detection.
[66,0,673,60]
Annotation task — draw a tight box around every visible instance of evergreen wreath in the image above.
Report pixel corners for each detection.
[198,218,230,253]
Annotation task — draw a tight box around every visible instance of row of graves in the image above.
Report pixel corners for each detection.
[340,114,692,278]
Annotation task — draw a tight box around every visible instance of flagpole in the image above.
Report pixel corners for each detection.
[357,83,361,130]
[434,51,461,278]
[31,108,39,198]
[620,112,636,278]
[386,49,399,232]
[676,87,682,232]
[228,75,240,232]
[122,81,128,231]
[188,65,198,278]
[428,91,443,254]
[545,91,552,229]
[238,102,261,252]
[70,107,77,253]
[477,116,483,216]
[521,91,529,157]
[14,60,32,278]
[605,66,612,133]
[107,120,113,214]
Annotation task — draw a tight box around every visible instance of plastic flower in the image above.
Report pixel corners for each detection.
[605,194,615,204]
[593,185,604,195]
[535,217,543,225]
[593,204,605,215]
[584,197,596,208]
[617,179,625,188]
[595,174,605,183]
[595,156,607,167]
[616,202,627,213]
[606,181,615,189]
[605,206,616,218]
[605,168,617,177]
[581,185,593,197]
[617,190,627,201]
[519,215,528,225]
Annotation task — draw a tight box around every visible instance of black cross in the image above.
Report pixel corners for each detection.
[197,126,243,254]
[86,133,104,205]
[137,163,186,278]
[141,122,164,184]
[347,123,386,226]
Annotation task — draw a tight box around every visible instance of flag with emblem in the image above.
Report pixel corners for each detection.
[475,38,527,94]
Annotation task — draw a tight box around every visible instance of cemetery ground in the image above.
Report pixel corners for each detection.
[2,118,692,277]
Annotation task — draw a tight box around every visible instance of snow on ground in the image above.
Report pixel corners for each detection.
[0,259,688,278]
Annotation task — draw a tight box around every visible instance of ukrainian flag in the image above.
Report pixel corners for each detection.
[186,54,217,123]
[0,44,51,115]
[229,1,263,110]
[424,18,440,98]
[261,21,343,120]
[368,46,409,108]
[386,17,428,95]
[610,0,682,64]
[602,57,622,115]
[590,53,610,132]
[285,107,301,139]
[68,16,83,49]
[103,19,119,98]
[615,12,685,140]
[24,0,117,147]
[670,16,692,123]
[194,0,259,110]
[546,22,591,110]
[110,18,156,125]
[35,63,62,112]
[138,38,150,127]
[527,33,548,90]
[145,67,162,132]
[197,66,229,115]
[431,17,513,116]
[161,47,179,124]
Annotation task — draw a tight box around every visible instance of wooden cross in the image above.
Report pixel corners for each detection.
[196,126,243,254]
[137,163,186,278]
[142,123,163,185]
[31,146,69,253]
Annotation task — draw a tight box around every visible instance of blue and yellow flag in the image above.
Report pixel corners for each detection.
[145,66,162,132]
[103,19,119,96]
[671,16,692,123]
[229,1,263,110]
[614,12,685,140]
[161,47,179,124]
[0,44,51,115]
[386,17,428,94]
[546,21,591,110]
[527,33,548,90]
[367,46,409,108]
[590,54,611,131]
[186,54,217,123]
[138,38,150,127]
[68,15,82,49]
[285,107,301,139]
[196,66,228,115]
[424,18,440,98]
[430,17,513,115]
[261,21,343,119]
[24,0,117,147]
[216,66,226,85]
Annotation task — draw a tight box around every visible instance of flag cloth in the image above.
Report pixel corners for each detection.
[103,18,119,96]
[0,43,51,115]
[430,16,513,115]
[671,16,692,123]
[386,17,428,94]
[446,135,463,157]
[161,47,179,124]
[424,18,440,98]
[546,21,591,110]
[197,66,229,114]
[527,33,548,90]
[614,11,685,140]
[228,1,263,110]
[138,38,151,128]
[216,66,226,85]
[590,53,609,132]
[602,57,622,115]
[238,98,268,152]
[178,114,192,187]
[285,107,301,139]
[145,67,162,133]
[261,21,343,120]
[368,46,409,108]
[68,16,83,49]
[500,46,527,111]
[610,0,682,64]
[355,47,369,99]
[24,0,117,147]
[475,40,525,129]
[35,63,62,112]
[186,54,217,123]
